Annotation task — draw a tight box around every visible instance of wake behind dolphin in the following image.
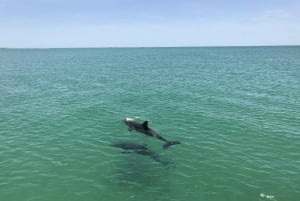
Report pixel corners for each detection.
[124,118,180,148]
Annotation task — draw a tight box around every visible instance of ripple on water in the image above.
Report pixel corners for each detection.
[1,47,300,201]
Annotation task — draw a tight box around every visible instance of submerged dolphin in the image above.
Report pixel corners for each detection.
[124,118,180,149]
[111,141,163,164]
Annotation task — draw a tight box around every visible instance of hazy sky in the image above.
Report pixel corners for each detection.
[1,0,300,47]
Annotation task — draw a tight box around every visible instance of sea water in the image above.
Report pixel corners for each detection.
[0,47,299,201]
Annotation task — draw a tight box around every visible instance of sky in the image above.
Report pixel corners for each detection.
[0,0,300,48]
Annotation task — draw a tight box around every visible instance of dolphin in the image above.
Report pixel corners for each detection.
[111,141,163,164]
[124,118,180,149]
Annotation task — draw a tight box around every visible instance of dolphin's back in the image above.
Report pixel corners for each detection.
[123,118,181,149]
[124,119,144,129]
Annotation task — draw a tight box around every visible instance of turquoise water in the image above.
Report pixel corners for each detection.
[0,47,299,201]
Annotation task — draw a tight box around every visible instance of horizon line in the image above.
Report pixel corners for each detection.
[1,45,300,49]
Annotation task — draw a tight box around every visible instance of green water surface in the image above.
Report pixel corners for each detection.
[0,47,299,201]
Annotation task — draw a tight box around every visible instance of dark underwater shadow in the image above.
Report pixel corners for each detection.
[111,153,173,191]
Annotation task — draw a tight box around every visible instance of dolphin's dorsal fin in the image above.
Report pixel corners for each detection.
[142,121,149,130]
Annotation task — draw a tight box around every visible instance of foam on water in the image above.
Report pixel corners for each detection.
[125,117,135,121]
[260,193,276,201]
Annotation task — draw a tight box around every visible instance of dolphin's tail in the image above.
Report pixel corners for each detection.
[163,141,181,149]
